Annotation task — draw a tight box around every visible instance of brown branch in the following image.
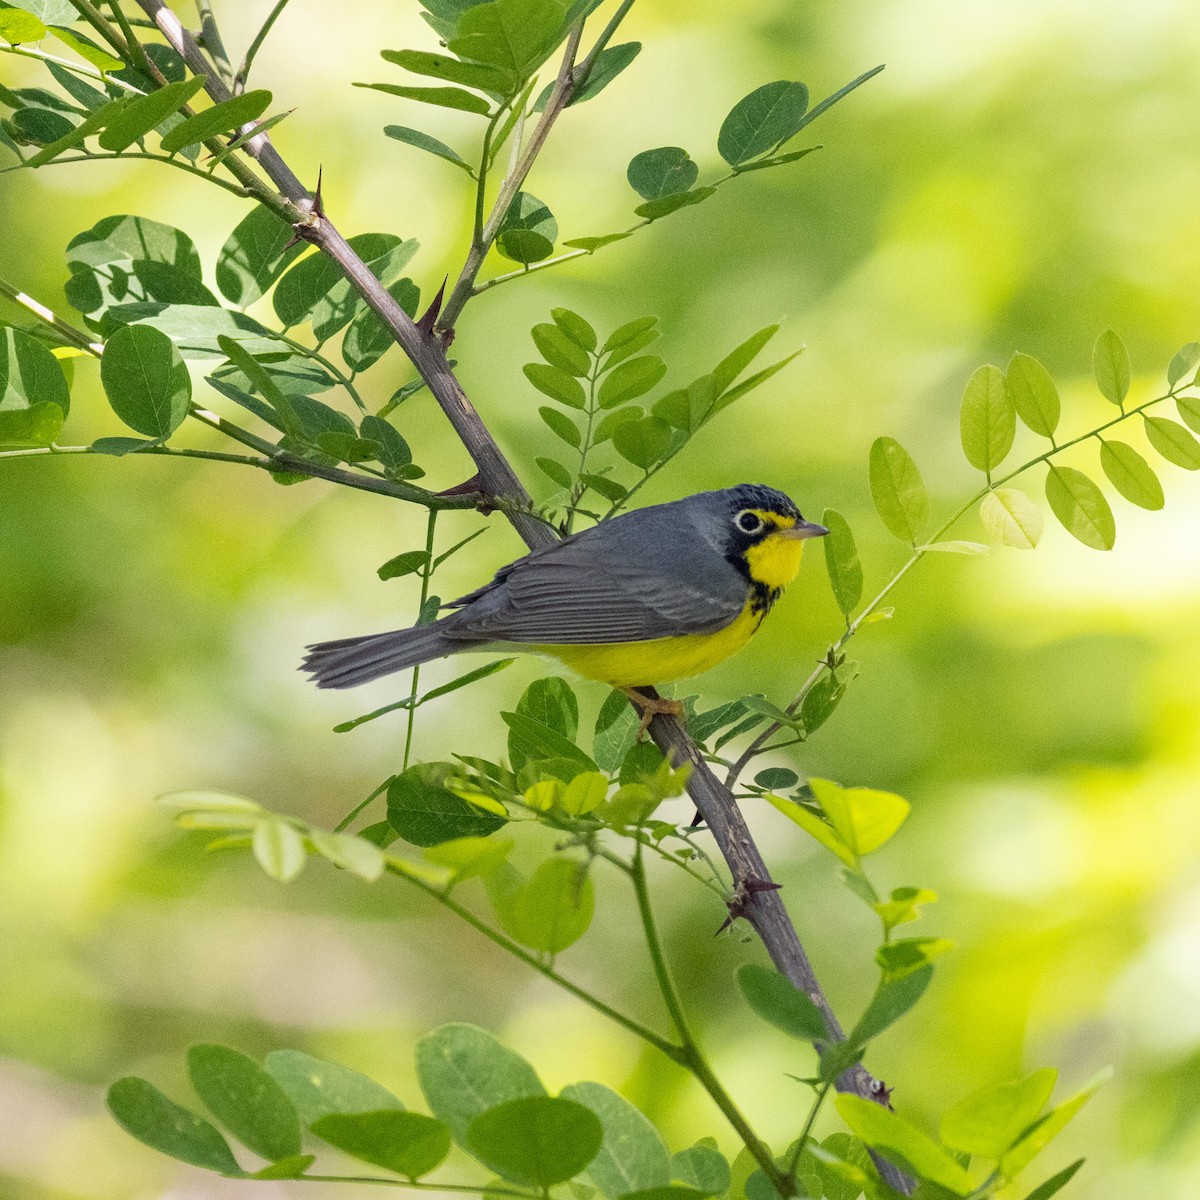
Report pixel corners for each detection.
[117,7,913,1191]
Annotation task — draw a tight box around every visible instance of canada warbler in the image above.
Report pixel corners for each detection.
[302,484,828,722]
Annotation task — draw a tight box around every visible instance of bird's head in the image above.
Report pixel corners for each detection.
[715,483,829,590]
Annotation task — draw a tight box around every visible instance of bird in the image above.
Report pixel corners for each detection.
[302,484,829,730]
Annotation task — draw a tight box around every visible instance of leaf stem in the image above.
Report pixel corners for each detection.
[403,509,439,771]
[785,1077,835,1177]
[630,842,793,1195]
[233,0,293,92]
[0,277,102,354]
[193,0,233,80]
[2,149,255,198]
[384,856,681,1059]
[439,20,588,330]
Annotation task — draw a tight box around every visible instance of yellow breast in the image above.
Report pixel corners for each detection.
[539,599,764,688]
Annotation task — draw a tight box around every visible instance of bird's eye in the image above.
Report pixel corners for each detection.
[735,510,764,534]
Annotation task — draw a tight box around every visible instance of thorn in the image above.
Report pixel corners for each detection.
[311,165,325,219]
[416,277,447,337]
[435,473,484,498]
[282,228,304,252]
[714,874,782,936]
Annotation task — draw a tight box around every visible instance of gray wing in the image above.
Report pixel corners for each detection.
[445,501,746,645]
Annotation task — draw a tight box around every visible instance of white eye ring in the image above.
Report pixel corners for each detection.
[735,510,764,534]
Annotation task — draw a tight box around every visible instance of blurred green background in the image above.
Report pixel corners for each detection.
[3,0,1200,1196]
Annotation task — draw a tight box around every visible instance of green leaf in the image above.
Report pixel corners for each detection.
[342,277,421,372]
[612,415,672,469]
[0,400,63,447]
[845,964,932,1054]
[560,1082,670,1199]
[20,98,126,166]
[821,508,862,618]
[1006,352,1060,439]
[1167,342,1200,387]
[732,146,821,173]
[834,1095,973,1195]
[1144,415,1200,469]
[1092,329,1130,406]
[312,1111,451,1178]
[1099,439,1163,510]
[107,1077,243,1175]
[159,90,272,153]
[810,777,910,861]
[876,937,954,981]
[593,407,642,445]
[709,351,802,415]
[873,886,937,932]
[525,362,587,408]
[533,321,590,375]
[416,1023,546,1147]
[711,325,779,393]
[467,1096,603,1186]
[869,436,929,543]
[568,41,640,104]
[187,1044,302,1162]
[308,830,386,880]
[1022,1159,1084,1200]
[113,304,276,359]
[627,146,698,200]
[2,0,76,24]
[503,710,595,772]
[274,233,418,339]
[66,214,205,321]
[218,208,307,307]
[384,123,474,172]
[1177,394,1200,434]
[1000,1069,1111,1178]
[551,307,597,351]
[540,405,582,447]
[1044,465,1115,550]
[800,662,857,735]
[388,763,507,847]
[653,378,716,432]
[354,81,492,114]
[959,363,1015,472]
[420,657,515,704]
[361,415,413,475]
[563,232,633,253]
[10,106,75,146]
[372,549,424,580]
[0,326,70,417]
[206,109,292,165]
[941,1069,1057,1161]
[505,858,594,953]
[381,48,514,93]
[497,192,558,263]
[538,456,573,488]
[593,690,640,772]
[718,80,810,165]
[0,10,47,41]
[264,1050,404,1125]
[448,0,571,82]
[598,355,667,407]
[736,963,828,1040]
[252,817,306,882]
[670,1145,731,1197]
[602,317,659,354]
[100,323,190,438]
[755,767,799,790]
[50,27,123,70]
[980,487,1043,549]
[634,187,716,221]
[97,77,208,152]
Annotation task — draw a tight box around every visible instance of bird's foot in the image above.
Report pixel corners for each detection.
[620,687,685,741]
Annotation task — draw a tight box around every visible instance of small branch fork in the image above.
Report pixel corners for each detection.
[54,3,912,1192]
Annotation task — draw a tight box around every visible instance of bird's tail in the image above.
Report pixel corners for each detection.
[302,623,465,689]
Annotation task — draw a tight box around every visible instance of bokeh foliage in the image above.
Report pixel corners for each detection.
[3,1,1200,1198]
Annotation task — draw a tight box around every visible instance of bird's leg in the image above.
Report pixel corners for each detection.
[621,686,685,741]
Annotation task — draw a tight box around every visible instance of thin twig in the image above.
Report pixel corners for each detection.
[233,0,293,93]
[193,0,232,81]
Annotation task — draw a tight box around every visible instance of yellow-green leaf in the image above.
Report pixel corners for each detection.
[980,487,1042,549]
[1044,465,1115,550]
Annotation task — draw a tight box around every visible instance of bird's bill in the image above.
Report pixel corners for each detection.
[779,519,830,540]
